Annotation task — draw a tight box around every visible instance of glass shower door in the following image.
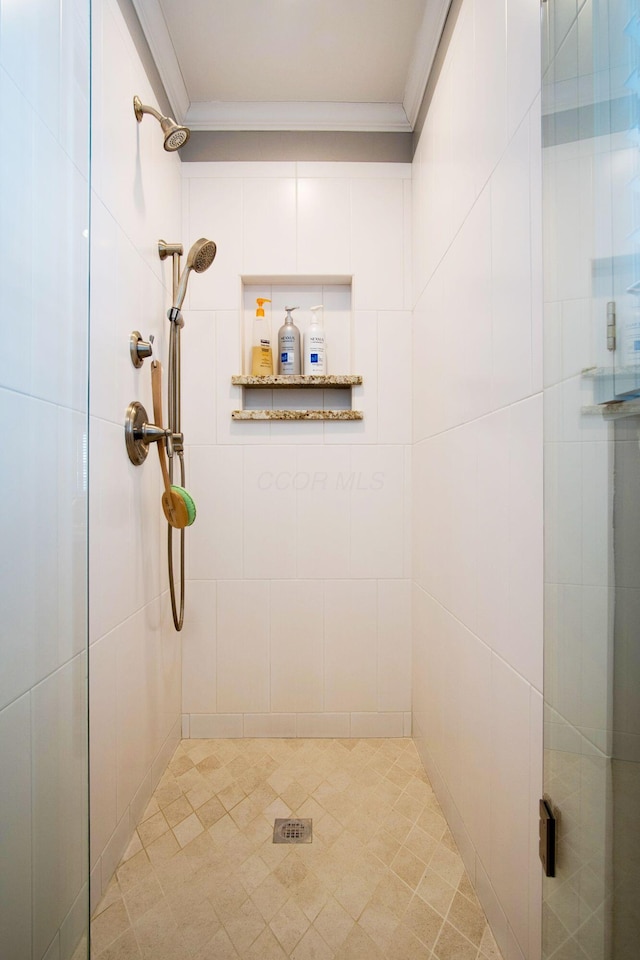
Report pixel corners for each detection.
[0,0,91,957]
[542,1,640,958]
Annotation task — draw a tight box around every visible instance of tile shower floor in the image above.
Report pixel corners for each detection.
[91,738,503,960]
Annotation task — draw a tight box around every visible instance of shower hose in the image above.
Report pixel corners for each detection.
[167,314,185,631]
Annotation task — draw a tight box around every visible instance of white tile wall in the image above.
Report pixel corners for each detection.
[0,0,91,954]
[217,580,270,713]
[270,580,324,712]
[411,0,544,957]
[88,0,183,905]
[0,694,32,959]
[181,159,412,739]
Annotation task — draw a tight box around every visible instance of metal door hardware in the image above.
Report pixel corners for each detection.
[607,301,616,351]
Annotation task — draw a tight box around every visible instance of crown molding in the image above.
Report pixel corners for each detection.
[403,0,452,128]
[185,100,412,133]
[130,0,444,133]
[130,0,190,122]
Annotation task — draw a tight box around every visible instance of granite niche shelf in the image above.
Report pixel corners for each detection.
[231,374,363,421]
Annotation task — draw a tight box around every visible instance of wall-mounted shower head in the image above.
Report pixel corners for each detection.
[133,95,190,152]
[171,238,217,313]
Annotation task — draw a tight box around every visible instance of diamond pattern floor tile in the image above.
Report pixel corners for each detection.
[91,738,504,960]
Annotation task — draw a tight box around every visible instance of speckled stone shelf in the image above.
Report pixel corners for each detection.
[232,409,364,421]
[232,374,362,388]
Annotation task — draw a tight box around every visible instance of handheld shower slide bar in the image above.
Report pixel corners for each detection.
[124,236,217,631]
[159,238,216,631]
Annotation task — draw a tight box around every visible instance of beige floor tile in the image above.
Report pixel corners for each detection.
[382,808,414,845]
[333,922,386,960]
[116,851,155,892]
[133,900,183,959]
[384,923,432,960]
[291,925,336,960]
[457,871,481,908]
[241,925,288,959]
[428,843,466,888]
[139,797,160,822]
[479,923,503,959]
[154,779,183,810]
[93,738,503,960]
[367,827,400,866]
[208,873,248,920]
[208,813,240,845]
[122,873,164,925]
[333,872,374,920]
[93,928,141,960]
[313,896,355,951]
[433,920,477,960]
[417,806,447,842]
[137,811,170,848]
[219,781,246,811]
[405,824,438,865]
[195,794,226,829]
[415,866,457,918]
[186,780,217,810]
[394,791,426,823]
[93,877,122,918]
[237,851,272,893]
[121,833,143,863]
[177,898,222,952]
[224,895,267,952]
[313,812,343,846]
[447,890,488,946]
[152,850,194,894]
[251,873,290,921]
[195,754,223,776]
[357,901,398,951]
[91,900,131,955]
[193,926,240,960]
[173,811,205,848]
[243,812,274,846]
[371,871,414,920]
[391,845,428,890]
[290,872,331,922]
[274,853,309,890]
[270,896,312,953]
[162,794,193,829]
[144,830,180,864]
[402,895,445,950]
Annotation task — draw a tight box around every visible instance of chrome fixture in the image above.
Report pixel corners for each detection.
[168,237,217,317]
[129,331,154,368]
[124,401,171,466]
[160,237,216,631]
[133,95,190,152]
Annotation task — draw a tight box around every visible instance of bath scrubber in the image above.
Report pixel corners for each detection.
[152,360,197,529]
[170,485,196,526]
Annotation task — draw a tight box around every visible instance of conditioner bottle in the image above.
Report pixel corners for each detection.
[303,304,326,375]
[278,306,301,375]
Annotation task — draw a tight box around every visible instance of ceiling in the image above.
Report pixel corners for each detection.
[131,0,451,133]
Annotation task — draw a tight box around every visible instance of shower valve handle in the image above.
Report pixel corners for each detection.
[130,331,154,367]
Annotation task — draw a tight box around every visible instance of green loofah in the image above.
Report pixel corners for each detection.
[171,485,196,526]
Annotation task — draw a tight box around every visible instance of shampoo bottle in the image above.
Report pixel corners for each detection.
[303,304,326,375]
[278,306,301,375]
[251,298,273,375]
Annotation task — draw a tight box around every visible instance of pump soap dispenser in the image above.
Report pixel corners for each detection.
[251,298,273,375]
[278,306,301,375]
[304,304,327,375]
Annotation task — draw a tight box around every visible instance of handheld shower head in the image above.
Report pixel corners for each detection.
[171,238,217,314]
[133,95,191,152]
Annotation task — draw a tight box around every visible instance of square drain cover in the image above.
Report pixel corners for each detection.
[273,818,312,844]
